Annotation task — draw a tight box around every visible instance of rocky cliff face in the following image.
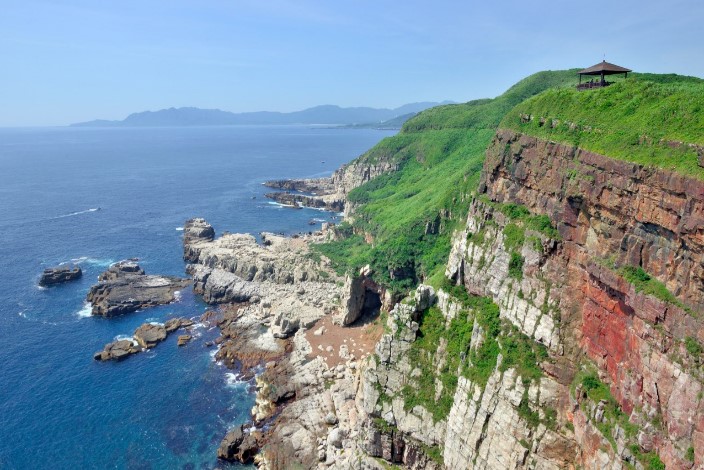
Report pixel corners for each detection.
[466,128,703,469]
[192,128,703,469]
[342,129,703,470]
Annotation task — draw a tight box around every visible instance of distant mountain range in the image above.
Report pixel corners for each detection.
[70,102,453,128]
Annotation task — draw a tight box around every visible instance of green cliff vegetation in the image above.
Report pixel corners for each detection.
[401,282,548,423]
[317,70,702,293]
[503,76,704,179]
[314,69,578,292]
[316,68,703,466]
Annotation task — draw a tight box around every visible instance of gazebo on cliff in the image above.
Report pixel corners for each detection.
[577,60,631,90]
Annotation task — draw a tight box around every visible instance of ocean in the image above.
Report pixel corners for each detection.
[0,125,396,469]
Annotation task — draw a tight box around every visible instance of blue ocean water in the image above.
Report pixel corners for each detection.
[0,125,395,469]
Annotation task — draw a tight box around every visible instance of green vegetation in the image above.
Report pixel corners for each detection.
[372,417,396,435]
[402,306,473,421]
[402,282,548,421]
[420,443,444,466]
[577,372,638,442]
[685,336,703,356]
[508,253,524,280]
[504,76,704,179]
[619,265,691,314]
[687,446,695,462]
[575,371,669,470]
[403,70,580,133]
[310,69,703,464]
[314,71,578,293]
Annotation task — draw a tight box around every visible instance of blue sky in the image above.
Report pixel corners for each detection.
[1,0,703,126]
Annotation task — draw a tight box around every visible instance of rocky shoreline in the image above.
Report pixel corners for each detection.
[179,216,399,468]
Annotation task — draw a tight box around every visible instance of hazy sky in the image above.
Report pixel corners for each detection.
[2,0,703,126]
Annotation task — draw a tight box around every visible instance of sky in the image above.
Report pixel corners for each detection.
[1,0,703,126]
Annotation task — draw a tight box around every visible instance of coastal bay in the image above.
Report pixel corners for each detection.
[0,125,395,468]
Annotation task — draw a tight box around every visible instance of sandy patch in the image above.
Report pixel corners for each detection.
[305,313,384,368]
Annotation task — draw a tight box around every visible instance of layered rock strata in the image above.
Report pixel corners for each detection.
[465,128,704,469]
[191,127,704,469]
[86,260,190,317]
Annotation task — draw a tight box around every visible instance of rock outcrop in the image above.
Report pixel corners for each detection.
[39,265,82,286]
[264,192,344,212]
[86,260,190,317]
[262,149,401,217]
[94,317,194,361]
[133,323,167,349]
[183,218,215,261]
[93,339,141,361]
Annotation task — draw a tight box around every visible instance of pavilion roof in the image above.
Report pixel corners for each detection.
[578,60,632,75]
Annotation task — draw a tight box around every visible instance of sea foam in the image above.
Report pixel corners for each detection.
[51,208,100,220]
[75,303,92,318]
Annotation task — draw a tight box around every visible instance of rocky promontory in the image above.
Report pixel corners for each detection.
[263,177,343,212]
[86,260,190,317]
[94,317,194,361]
[39,265,82,286]
[183,218,215,262]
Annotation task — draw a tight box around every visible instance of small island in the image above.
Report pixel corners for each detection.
[39,265,82,286]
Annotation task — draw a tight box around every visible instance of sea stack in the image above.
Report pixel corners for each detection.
[39,265,82,286]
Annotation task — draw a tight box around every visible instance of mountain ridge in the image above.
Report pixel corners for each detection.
[70,102,454,127]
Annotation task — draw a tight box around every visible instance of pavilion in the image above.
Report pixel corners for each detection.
[577,60,632,90]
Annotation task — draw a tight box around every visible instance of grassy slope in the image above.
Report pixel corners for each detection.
[503,74,704,179]
[312,70,702,468]
[315,70,704,292]
[314,70,579,291]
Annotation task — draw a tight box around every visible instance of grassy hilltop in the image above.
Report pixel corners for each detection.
[315,69,704,292]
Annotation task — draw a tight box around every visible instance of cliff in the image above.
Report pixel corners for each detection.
[190,71,704,469]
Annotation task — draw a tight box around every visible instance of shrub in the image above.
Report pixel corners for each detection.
[509,252,524,279]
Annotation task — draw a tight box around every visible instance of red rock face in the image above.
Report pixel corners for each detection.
[482,129,704,469]
[482,129,704,312]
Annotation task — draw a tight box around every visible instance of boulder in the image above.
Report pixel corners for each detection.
[188,265,260,304]
[133,323,167,349]
[217,425,259,463]
[334,275,366,326]
[414,284,436,311]
[164,317,194,333]
[39,265,82,286]
[95,317,194,361]
[93,339,141,361]
[87,261,190,317]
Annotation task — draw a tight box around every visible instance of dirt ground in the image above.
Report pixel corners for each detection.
[305,313,384,368]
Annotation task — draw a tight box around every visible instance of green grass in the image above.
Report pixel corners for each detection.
[403,70,581,133]
[315,70,580,293]
[685,336,703,356]
[687,446,695,462]
[503,76,704,179]
[618,265,691,314]
[402,305,474,421]
[372,417,396,434]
